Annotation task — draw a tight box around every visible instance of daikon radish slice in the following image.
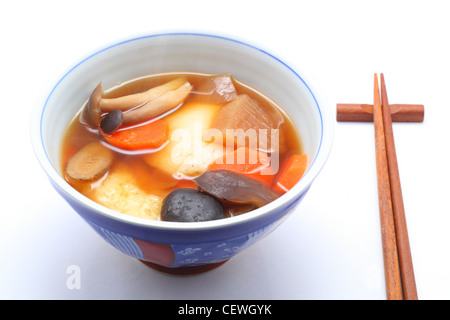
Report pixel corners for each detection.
[193,74,237,105]
[210,94,285,152]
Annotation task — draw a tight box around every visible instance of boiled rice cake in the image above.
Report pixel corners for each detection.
[92,164,162,220]
[144,101,222,177]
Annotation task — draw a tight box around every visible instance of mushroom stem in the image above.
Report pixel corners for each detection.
[122,82,193,126]
[100,77,187,112]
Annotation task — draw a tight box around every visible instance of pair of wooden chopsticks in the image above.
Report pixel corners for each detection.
[373,73,418,300]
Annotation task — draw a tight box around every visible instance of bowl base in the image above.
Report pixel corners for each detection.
[139,259,229,276]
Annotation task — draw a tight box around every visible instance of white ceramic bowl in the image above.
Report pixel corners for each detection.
[31,33,333,275]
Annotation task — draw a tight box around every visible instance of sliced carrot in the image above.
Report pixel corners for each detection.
[273,154,308,194]
[208,147,275,187]
[103,119,168,151]
[173,179,198,190]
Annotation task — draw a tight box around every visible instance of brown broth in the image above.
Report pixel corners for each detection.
[60,72,304,220]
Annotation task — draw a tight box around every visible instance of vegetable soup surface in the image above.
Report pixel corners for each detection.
[61,73,308,222]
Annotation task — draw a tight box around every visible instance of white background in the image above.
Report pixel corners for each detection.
[1,0,449,300]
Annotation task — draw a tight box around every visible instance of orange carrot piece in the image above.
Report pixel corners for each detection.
[208,147,275,187]
[103,119,168,151]
[273,154,308,194]
[173,179,198,190]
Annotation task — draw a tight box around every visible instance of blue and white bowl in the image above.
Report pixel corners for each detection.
[31,33,333,275]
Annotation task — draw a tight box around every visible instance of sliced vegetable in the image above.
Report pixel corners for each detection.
[273,154,308,194]
[86,82,103,127]
[122,81,193,126]
[194,74,237,105]
[100,77,187,112]
[103,119,168,151]
[161,188,226,222]
[194,170,279,207]
[210,94,285,151]
[208,147,275,187]
[100,109,123,134]
[172,179,198,190]
[66,141,113,181]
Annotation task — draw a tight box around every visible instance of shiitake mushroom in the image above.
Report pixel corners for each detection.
[194,170,279,207]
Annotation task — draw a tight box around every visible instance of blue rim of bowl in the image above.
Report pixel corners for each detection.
[33,32,332,231]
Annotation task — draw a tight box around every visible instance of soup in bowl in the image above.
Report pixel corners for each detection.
[31,33,333,275]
